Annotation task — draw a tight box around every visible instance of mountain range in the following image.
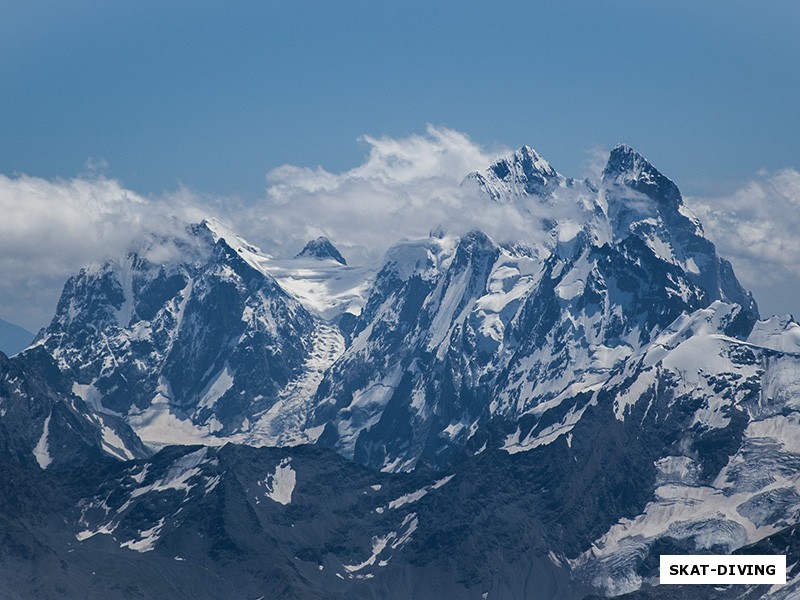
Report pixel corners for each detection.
[1,144,799,599]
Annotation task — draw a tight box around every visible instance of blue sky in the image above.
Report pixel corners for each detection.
[1,1,800,330]
[2,1,798,197]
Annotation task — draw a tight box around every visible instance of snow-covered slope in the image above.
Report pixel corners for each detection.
[569,303,800,595]
[259,256,374,321]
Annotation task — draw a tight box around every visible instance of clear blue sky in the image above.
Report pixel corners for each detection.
[2,1,798,198]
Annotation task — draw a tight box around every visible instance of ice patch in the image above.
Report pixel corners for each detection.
[33,414,52,469]
[442,421,466,439]
[197,365,234,410]
[385,474,454,510]
[260,458,296,505]
[128,389,228,449]
[504,401,593,452]
[431,474,454,489]
[75,523,115,542]
[120,518,165,553]
[130,448,208,498]
[71,382,107,414]
[388,488,428,510]
[613,370,655,421]
[131,465,149,484]
[343,513,418,574]
[100,422,136,461]
[555,264,586,300]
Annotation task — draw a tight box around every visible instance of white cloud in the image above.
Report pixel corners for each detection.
[0,174,207,331]
[687,168,800,319]
[582,145,611,181]
[2,126,797,332]
[237,125,599,265]
[1,126,585,330]
[1,126,514,330]
[244,125,517,263]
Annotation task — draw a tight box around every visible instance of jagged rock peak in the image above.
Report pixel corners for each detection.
[296,236,347,265]
[603,144,664,183]
[467,144,563,201]
[602,143,682,206]
[451,230,499,271]
[490,145,558,181]
[457,229,496,254]
[602,143,654,181]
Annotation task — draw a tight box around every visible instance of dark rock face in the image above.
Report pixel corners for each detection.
[0,441,591,600]
[41,221,317,436]
[603,144,758,319]
[0,347,146,469]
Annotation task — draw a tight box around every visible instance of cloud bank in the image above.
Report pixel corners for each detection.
[245,125,518,263]
[1,126,515,329]
[687,168,800,319]
[0,174,209,330]
[1,126,798,330]
[242,126,604,265]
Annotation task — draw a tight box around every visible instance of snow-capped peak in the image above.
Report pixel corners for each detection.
[200,218,271,260]
[465,144,564,202]
[601,144,683,208]
[602,143,651,182]
[494,145,558,180]
[295,236,347,265]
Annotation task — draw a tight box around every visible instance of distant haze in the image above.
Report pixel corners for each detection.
[0,318,34,356]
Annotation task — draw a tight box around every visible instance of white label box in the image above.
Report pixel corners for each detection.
[660,555,786,585]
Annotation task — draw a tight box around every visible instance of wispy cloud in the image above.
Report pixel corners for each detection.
[687,168,800,318]
[0,174,207,330]
[0,126,514,329]
[240,125,601,265]
[582,145,611,181]
[246,125,516,263]
[2,127,797,331]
